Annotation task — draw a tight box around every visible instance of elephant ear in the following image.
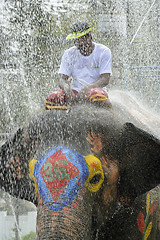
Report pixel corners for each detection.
[0,128,38,205]
[117,122,160,201]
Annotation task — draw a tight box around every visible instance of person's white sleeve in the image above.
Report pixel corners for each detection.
[99,49,112,75]
[58,51,72,76]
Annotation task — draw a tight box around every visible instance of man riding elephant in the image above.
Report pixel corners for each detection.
[45,21,112,109]
[0,102,160,239]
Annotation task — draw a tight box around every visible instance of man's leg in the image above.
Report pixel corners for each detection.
[45,89,79,110]
[45,88,112,109]
[45,90,71,110]
[87,88,112,109]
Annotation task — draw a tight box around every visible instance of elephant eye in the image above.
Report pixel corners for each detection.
[89,173,102,184]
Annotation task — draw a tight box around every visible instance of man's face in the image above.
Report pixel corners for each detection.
[74,33,92,56]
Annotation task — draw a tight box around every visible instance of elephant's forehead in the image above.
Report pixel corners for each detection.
[34,146,89,211]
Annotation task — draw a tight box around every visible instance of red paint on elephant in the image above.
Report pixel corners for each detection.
[71,200,78,208]
[90,162,97,168]
[40,150,79,202]
[63,206,70,214]
[149,200,158,215]
[42,205,49,212]
[137,212,145,233]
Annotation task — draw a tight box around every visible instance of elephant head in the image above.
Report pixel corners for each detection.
[0,99,160,239]
[28,146,109,239]
[27,105,122,239]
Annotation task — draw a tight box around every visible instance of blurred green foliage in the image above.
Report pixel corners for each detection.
[9,231,36,240]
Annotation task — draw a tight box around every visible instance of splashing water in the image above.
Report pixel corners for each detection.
[8,195,22,240]
[0,0,160,239]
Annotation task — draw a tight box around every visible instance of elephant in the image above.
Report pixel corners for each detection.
[0,90,160,240]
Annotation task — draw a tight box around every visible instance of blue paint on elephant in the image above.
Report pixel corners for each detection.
[34,146,89,211]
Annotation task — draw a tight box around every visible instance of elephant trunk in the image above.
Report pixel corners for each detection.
[32,147,101,239]
[36,196,93,240]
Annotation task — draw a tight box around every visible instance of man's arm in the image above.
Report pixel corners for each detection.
[59,74,76,103]
[77,73,110,99]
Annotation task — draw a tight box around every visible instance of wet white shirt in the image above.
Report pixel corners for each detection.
[58,42,112,92]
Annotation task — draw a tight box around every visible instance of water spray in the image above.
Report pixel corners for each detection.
[130,0,156,45]
[8,194,22,240]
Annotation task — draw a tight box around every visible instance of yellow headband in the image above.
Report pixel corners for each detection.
[66,28,92,40]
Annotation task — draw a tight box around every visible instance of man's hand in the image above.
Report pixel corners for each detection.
[77,73,110,101]
[77,88,89,101]
[59,74,76,104]
[65,91,77,104]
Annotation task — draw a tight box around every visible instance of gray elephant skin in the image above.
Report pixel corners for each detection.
[0,99,160,240]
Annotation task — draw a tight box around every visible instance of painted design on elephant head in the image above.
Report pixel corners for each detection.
[137,188,160,240]
[33,147,89,211]
[29,146,104,212]
[29,159,38,192]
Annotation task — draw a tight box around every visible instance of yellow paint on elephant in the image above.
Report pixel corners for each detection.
[144,222,152,240]
[29,159,38,193]
[84,155,104,192]
[146,193,150,214]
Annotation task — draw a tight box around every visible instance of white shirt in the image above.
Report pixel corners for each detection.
[58,42,112,92]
